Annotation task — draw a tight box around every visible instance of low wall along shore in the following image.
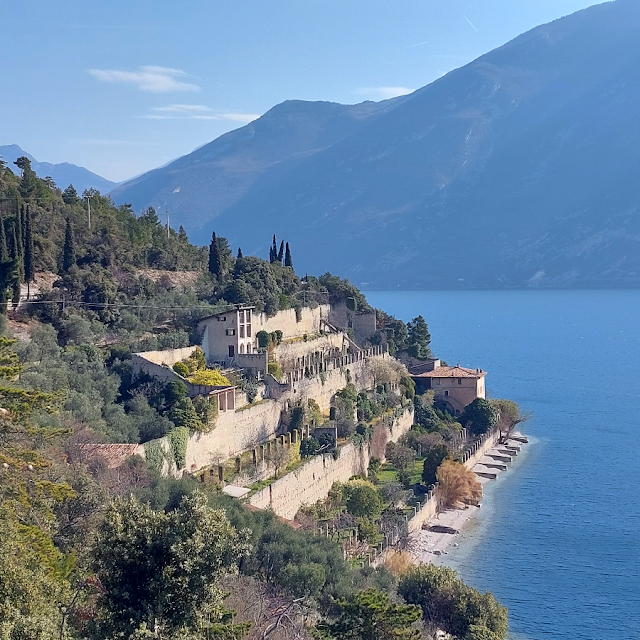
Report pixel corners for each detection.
[406,428,502,534]
[248,408,414,520]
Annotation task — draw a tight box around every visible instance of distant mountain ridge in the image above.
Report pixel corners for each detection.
[0,144,115,195]
[111,0,640,289]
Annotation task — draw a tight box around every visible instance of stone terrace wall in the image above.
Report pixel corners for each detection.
[183,400,283,472]
[248,408,414,520]
[132,347,197,368]
[259,305,329,339]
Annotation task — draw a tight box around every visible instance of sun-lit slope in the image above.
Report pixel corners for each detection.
[116,0,640,288]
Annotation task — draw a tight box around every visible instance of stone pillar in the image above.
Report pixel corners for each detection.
[286,432,291,447]
[280,435,285,447]
[260,444,265,462]
[291,429,298,444]
[252,449,258,467]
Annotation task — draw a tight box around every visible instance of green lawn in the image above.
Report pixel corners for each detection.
[377,456,426,485]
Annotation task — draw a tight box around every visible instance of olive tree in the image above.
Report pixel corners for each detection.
[90,490,250,639]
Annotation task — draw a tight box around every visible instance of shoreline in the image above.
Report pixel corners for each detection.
[408,432,528,563]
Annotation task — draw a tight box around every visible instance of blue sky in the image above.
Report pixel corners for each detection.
[1,0,603,183]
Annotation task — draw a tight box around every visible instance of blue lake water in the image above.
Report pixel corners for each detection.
[366,290,640,640]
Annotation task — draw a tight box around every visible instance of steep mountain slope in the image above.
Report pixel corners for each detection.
[0,144,116,194]
[109,98,405,232]
[114,0,640,288]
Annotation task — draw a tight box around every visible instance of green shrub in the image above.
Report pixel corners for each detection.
[300,437,321,459]
[173,362,190,377]
[256,330,270,349]
[169,427,190,469]
[344,480,383,518]
[268,362,282,380]
[144,440,166,473]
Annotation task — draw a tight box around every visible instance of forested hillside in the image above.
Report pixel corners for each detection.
[0,157,509,639]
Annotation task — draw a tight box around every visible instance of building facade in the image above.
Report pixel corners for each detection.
[198,304,330,363]
[411,363,487,416]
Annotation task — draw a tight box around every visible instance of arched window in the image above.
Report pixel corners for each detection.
[239,344,245,354]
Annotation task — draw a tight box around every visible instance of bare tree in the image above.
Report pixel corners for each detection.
[265,442,291,479]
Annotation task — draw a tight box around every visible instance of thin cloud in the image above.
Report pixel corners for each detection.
[357,86,414,100]
[69,138,139,146]
[152,104,211,113]
[88,66,200,92]
[140,107,259,123]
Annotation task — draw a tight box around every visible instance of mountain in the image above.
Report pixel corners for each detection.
[112,0,640,289]
[0,144,116,195]
[108,98,406,232]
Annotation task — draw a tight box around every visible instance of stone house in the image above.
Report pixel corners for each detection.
[197,304,331,363]
[411,361,486,416]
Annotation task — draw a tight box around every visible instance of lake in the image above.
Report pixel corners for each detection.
[366,290,640,640]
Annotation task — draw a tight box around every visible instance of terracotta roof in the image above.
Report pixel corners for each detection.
[412,365,486,379]
[77,444,141,468]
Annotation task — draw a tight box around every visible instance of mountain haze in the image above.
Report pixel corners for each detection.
[0,144,116,195]
[112,0,640,288]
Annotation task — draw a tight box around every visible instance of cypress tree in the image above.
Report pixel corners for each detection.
[24,206,35,290]
[8,224,21,306]
[237,247,243,259]
[284,242,293,268]
[15,204,23,258]
[270,234,278,263]
[62,218,76,272]
[0,217,8,263]
[208,231,223,276]
[20,204,27,250]
[277,240,284,263]
[8,223,18,260]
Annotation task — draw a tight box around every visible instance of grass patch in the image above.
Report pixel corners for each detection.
[235,399,269,412]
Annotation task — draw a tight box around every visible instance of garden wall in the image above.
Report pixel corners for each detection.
[248,408,414,520]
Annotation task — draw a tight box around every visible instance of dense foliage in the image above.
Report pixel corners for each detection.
[0,153,511,639]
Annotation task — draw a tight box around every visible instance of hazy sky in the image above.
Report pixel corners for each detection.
[1,0,604,183]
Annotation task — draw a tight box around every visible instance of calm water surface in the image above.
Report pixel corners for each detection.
[366,291,640,640]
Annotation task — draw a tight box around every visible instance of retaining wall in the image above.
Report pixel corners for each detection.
[248,408,414,520]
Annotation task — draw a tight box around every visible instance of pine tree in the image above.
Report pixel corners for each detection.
[284,242,293,268]
[62,184,79,205]
[0,217,8,263]
[237,247,243,259]
[277,239,284,263]
[208,231,223,276]
[23,206,34,295]
[14,157,38,201]
[62,218,76,272]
